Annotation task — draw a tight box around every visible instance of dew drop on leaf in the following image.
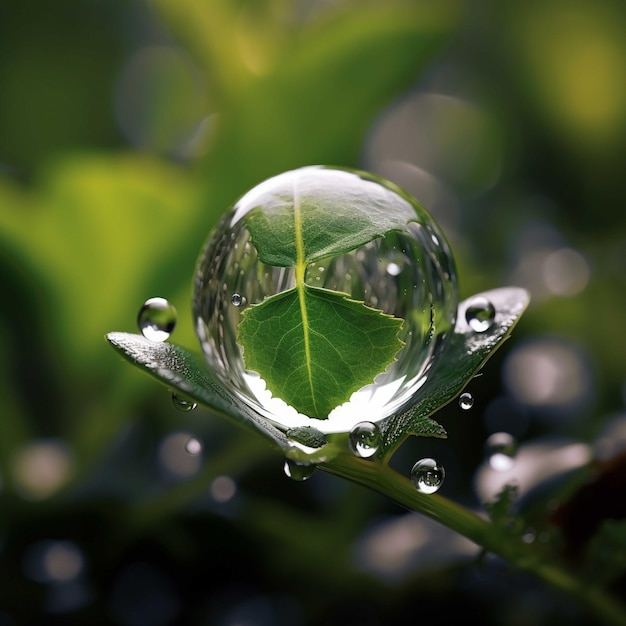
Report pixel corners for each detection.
[193,166,458,433]
[348,421,381,458]
[137,297,177,342]
[231,293,243,307]
[465,296,496,332]
[459,392,474,410]
[283,459,315,482]
[171,393,197,412]
[485,432,517,471]
[411,457,445,494]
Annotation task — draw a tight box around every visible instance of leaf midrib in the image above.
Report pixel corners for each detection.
[293,176,318,414]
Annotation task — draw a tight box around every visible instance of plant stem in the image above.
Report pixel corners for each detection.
[320,451,626,626]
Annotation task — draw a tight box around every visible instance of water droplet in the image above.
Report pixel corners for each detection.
[184,437,203,455]
[171,393,197,412]
[348,421,381,458]
[465,297,496,332]
[193,167,458,431]
[137,297,177,342]
[283,459,315,481]
[410,457,445,494]
[459,392,474,410]
[485,432,517,471]
[231,293,243,307]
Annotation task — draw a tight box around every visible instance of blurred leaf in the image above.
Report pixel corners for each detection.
[586,519,626,586]
[197,0,461,220]
[0,154,201,368]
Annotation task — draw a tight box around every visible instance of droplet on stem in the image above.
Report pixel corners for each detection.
[171,393,197,412]
[459,392,474,410]
[231,293,243,307]
[411,457,445,494]
[137,297,177,342]
[283,459,315,481]
[348,422,381,458]
[465,297,496,332]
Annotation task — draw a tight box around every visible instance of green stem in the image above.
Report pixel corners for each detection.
[320,451,626,626]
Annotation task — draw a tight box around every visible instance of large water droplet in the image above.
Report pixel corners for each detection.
[138,297,177,342]
[231,293,243,307]
[171,393,197,412]
[348,421,381,458]
[459,392,474,410]
[485,432,517,471]
[410,457,445,494]
[283,459,315,482]
[193,167,458,434]
[465,297,496,332]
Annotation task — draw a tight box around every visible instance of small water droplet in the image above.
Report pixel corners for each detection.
[283,459,315,481]
[465,297,496,332]
[485,432,517,471]
[231,293,243,307]
[137,297,177,342]
[184,437,203,455]
[459,392,474,410]
[349,422,381,458]
[171,393,197,412]
[411,457,445,494]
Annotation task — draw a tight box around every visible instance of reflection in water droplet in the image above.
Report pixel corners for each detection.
[138,297,177,341]
[231,293,243,307]
[465,297,495,332]
[283,459,315,481]
[485,432,517,471]
[171,394,197,412]
[349,422,381,458]
[459,392,474,410]
[411,458,445,494]
[193,167,458,434]
[184,437,203,455]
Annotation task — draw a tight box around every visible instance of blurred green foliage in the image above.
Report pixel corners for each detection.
[1,0,625,624]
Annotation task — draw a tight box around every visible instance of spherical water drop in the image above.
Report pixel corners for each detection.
[231,293,243,307]
[171,393,197,412]
[184,437,203,455]
[138,297,177,342]
[485,432,517,471]
[459,392,474,410]
[410,457,445,494]
[193,167,458,434]
[465,297,496,332]
[348,421,381,458]
[283,459,315,482]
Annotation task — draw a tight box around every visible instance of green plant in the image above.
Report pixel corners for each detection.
[107,167,626,625]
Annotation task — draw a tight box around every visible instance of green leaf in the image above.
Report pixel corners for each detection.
[238,285,404,419]
[106,332,290,453]
[242,167,417,266]
[106,287,529,454]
